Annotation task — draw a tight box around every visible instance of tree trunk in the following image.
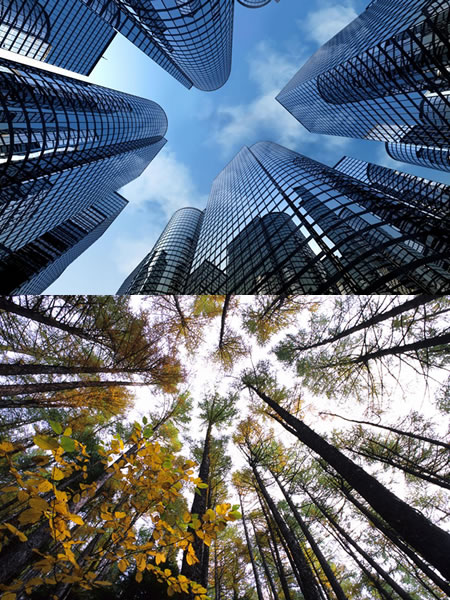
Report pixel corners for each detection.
[218,295,232,349]
[0,364,150,377]
[291,295,436,354]
[251,518,279,600]
[316,500,414,600]
[272,471,348,600]
[258,492,293,600]
[251,463,322,600]
[320,412,450,450]
[239,491,264,600]
[0,379,145,401]
[0,297,101,343]
[339,487,450,597]
[181,422,212,588]
[246,382,450,580]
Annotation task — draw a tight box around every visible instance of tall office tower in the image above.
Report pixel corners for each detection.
[0,0,116,74]
[117,207,204,294]
[277,0,450,172]
[118,142,450,294]
[0,55,168,293]
[78,0,234,90]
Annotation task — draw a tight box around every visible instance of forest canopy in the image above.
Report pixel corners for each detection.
[0,295,449,600]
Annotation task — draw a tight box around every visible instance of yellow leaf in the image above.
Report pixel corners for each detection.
[55,490,68,502]
[118,559,128,573]
[17,490,29,502]
[186,553,195,566]
[2,592,17,600]
[114,511,126,519]
[155,553,166,565]
[63,427,72,436]
[3,523,27,542]
[18,509,42,525]
[183,512,191,523]
[52,468,64,481]
[0,441,15,453]
[29,497,49,512]
[135,571,143,583]
[38,480,53,493]
[68,514,84,525]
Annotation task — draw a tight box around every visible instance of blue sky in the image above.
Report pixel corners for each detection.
[46,0,450,294]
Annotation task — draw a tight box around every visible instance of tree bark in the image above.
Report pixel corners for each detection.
[239,491,264,600]
[0,380,145,400]
[272,471,348,600]
[0,364,151,377]
[251,518,279,600]
[320,412,450,450]
[251,463,322,600]
[246,382,450,580]
[291,295,436,354]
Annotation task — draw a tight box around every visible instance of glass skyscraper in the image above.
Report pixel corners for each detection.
[119,141,450,294]
[0,55,167,293]
[0,0,116,74]
[277,0,450,172]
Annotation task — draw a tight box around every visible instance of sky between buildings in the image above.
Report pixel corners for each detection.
[46,0,450,294]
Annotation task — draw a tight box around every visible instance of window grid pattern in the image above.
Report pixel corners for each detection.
[183,142,449,294]
[3,191,127,293]
[0,0,116,74]
[277,0,450,172]
[0,57,167,293]
[117,207,204,294]
[81,0,234,90]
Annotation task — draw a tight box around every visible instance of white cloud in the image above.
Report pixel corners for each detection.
[301,2,358,45]
[113,148,208,275]
[210,42,315,156]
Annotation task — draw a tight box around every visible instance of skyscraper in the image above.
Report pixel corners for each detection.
[277,0,450,172]
[117,207,203,294]
[0,55,168,293]
[0,0,116,74]
[119,141,450,294]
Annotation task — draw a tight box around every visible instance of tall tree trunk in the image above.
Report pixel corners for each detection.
[257,491,293,600]
[0,364,150,377]
[291,295,436,353]
[181,422,212,587]
[218,295,232,349]
[246,382,450,580]
[271,471,348,600]
[316,499,416,600]
[239,491,264,600]
[338,486,450,597]
[251,463,322,600]
[251,518,279,600]
[320,412,450,450]
[0,296,101,343]
[0,380,145,401]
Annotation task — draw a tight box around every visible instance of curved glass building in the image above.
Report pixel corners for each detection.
[117,207,204,294]
[119,142,450,294]
[277,0,450,172]
[0,55,168,293]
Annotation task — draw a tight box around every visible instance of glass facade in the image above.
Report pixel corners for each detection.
[0,56,168,292]
[117,207,203,294]
[0,0,116,74]
[277,0,450,172]
[80,0,235,90]
[120,141,450,294]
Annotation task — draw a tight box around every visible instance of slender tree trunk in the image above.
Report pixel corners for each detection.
[0,379,146,400]
[246,382,450,580]
[338,487,450,597]
[251,518,279,600]
[316,500,415,600]
[291,295,436,354]
[239,491,264,600]
[320,412,450,450]
[0,297,102,343]
[218,295,232,349]
[251,463,322,600]
[272,471,348,600]
[0,364,150,377]
[181,422,212,587]
[258,492,293,600]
